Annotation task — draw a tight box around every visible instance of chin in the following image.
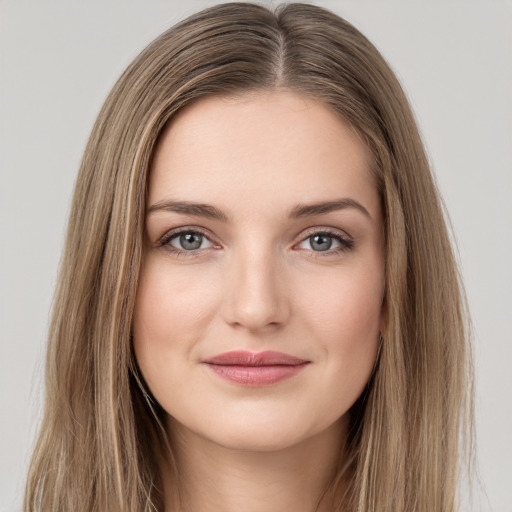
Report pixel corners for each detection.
[211,426,306,452]
[171,409,344,454]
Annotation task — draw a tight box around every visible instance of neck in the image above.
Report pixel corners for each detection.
[160,417,349,512]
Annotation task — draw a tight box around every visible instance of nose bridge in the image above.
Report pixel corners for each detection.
[223,237,289,331]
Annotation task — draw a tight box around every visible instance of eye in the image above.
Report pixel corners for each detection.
[296,229,354,255]
[160,229,216,255]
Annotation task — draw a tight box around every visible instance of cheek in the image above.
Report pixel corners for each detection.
[134,255,221,331]
[132,258,220,390]
[300,265,383,341]
[295,264,383,399]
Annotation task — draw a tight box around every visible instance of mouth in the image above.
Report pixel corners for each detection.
[202,350,310,386]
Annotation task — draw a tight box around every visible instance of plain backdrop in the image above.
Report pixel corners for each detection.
[1,1,511,511]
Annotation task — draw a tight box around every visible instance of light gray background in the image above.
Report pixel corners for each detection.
[1,1,511,511]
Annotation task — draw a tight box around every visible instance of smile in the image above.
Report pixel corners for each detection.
[202,350,310,386]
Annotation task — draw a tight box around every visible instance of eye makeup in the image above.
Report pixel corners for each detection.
[157,226,355,259]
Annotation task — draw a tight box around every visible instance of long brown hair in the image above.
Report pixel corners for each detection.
[24,3,473,511]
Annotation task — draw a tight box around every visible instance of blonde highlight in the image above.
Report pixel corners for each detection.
[25,3,473,511]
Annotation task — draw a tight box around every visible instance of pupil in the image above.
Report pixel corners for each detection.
[181,233,202,250]
[311,234,332,251]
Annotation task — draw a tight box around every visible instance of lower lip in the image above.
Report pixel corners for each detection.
[204,363,308,386]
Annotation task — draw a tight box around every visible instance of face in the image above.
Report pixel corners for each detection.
[133,90,384,452]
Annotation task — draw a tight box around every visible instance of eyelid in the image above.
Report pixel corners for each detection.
[298,226,352,242]
[158,226,219,251]
[157,225,354,257]
[293,226,354,256]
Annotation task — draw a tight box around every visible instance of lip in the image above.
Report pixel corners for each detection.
[202,350,310,386]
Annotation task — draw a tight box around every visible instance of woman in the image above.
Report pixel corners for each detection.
[24,2,473,511]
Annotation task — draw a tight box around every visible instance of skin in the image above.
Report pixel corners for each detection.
[133,90,385,512]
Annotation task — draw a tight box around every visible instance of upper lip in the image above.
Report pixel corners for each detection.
[202,350,309,366]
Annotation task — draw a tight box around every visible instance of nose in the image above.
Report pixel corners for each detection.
[221,246,291,333]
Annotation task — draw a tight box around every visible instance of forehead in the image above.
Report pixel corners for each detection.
[148,90,378,220]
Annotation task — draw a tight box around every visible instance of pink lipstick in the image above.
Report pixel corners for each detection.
[202,350,309,386]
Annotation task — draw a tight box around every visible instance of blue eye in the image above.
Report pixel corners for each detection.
[160,229,214,255]
[297,230,354,255]
[159,227,353,258]
[308,233,336,251]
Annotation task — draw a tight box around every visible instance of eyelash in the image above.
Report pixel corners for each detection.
[158,227,355,259]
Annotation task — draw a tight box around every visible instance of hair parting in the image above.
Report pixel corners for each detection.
[24,3,473,511]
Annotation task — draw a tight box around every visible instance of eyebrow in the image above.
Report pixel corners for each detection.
[290,198,371,219]
[147,197,371,221]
